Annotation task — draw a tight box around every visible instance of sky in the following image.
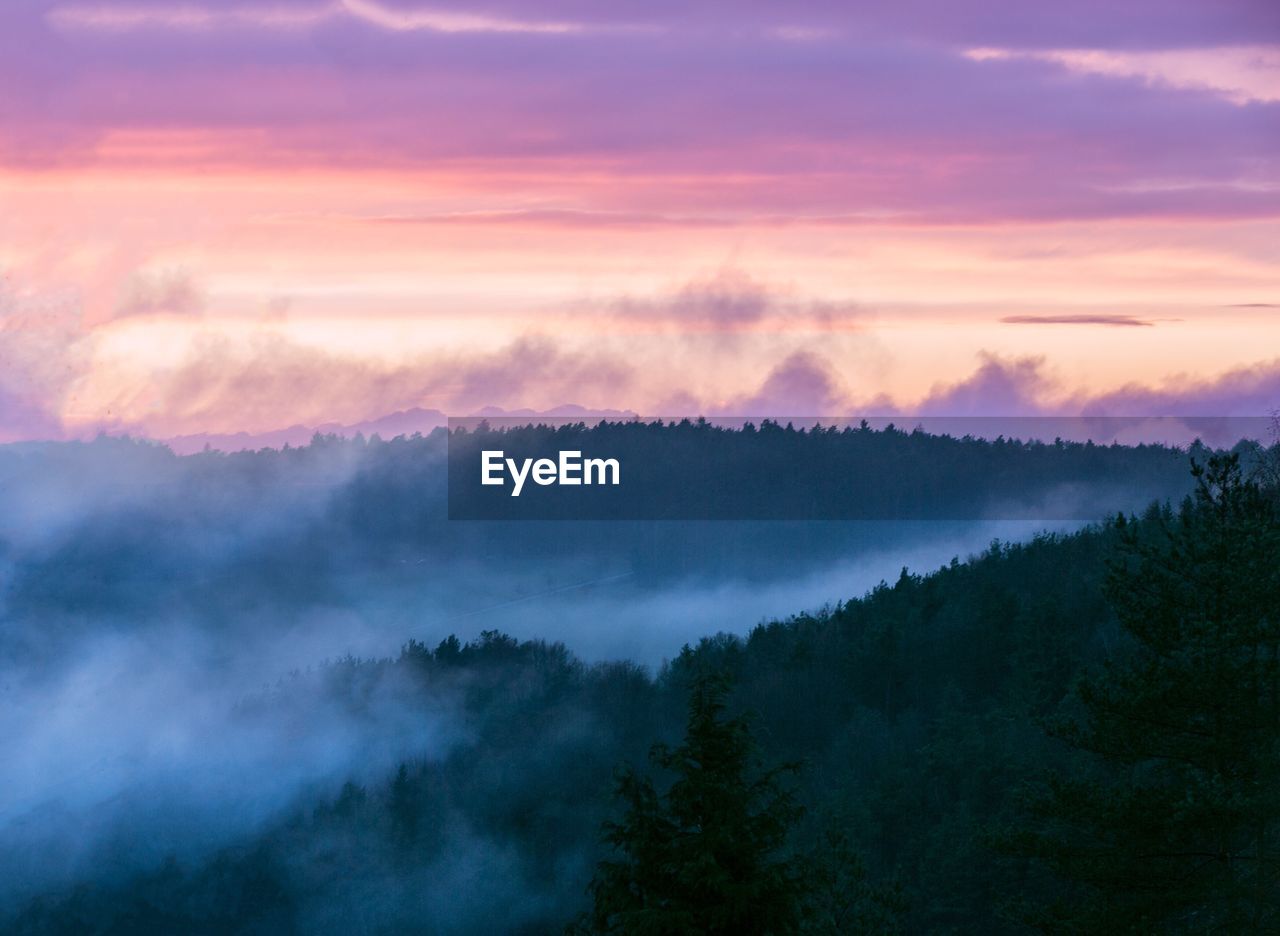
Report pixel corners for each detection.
[0,0,1278,440]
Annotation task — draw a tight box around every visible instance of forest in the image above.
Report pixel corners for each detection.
[0,425,1277,933]
[447,418,1202,520]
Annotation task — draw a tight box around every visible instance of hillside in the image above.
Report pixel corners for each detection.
[2,429,1276,933]
[7,516,1132,933]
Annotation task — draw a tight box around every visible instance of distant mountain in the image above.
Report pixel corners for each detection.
[471,404,637,420]
[161,405,638,454]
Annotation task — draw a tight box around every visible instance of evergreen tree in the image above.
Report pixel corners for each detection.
[1012,454,1280,932]
[798,825,907,934]
[584,670,806,935]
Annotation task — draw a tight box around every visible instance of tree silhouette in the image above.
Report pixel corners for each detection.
[1012,454,1280,932]
[584,669,806,935]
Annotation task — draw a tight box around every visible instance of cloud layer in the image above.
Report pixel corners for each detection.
[0,1,1276,439]
[2,1,1276,222]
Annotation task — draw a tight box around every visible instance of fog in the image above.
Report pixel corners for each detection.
[0,430,1210,925]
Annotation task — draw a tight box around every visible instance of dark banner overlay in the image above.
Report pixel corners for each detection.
[446,416,1275,521]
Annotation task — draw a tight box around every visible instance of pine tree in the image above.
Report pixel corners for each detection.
[584,670,806,935]
[1013,454,1280,932]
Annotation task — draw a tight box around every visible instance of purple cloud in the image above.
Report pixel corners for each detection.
[719,351,848,416]
[0,1,1275,221]
[601,271,861,333]
[1084,360,1280,417]
[912,353,1280,418]
[1000,314,1156,327]
[916,354,1056,417]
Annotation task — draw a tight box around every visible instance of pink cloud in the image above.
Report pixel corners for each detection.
[8,324,1277,443]
[0,284,91,442]
[82,334,634,437]
[113,270,204,320]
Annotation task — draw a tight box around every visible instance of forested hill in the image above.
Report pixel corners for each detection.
[4,430,1278,933]
[0,418,1240,528]
[446,418,1213,520]
[0,423,1237,660]
[5,507,1166,933]
[0,421,1246,596]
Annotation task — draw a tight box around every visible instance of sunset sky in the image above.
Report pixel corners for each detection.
[1,0,1277,440]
